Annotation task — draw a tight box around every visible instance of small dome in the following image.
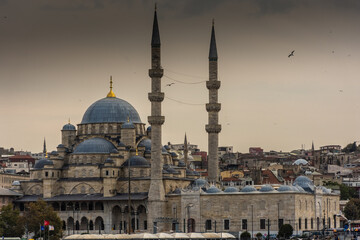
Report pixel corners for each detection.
[186,169,199,176]
[62,123,76,131]
[277,185,293,192]
[122,156,150,167]
[50,151,58,155]
[147,126,152,132]
[12,181,20,186]
[178,160,186,167]
[81,97,141,124]
[164,145,170,150]
[320,186,332,194]
[206,186,222,194]
[164,166,180,174]
[162,146,168,153]
[104,158,114,164]
[170,152,178,158]
[194,178,208,187]
[241,186,257,193]
[259,185,275,192]
[138,139,151,151]
[73,138,117,154]
[224,187,239,193]
[121,121,135,129]
[33,159,53,169]
[293,159,309,165]
[57,144,65,148]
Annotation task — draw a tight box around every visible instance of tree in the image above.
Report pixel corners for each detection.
[323,181,357,200]
[256,232,263,240]
[0,204,25,237]
[278,224,293,239]
[23,200,62,240]
[344,199,360,220]
[241,231,251,240]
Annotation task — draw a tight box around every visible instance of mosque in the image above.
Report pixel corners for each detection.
[13,8,340,237]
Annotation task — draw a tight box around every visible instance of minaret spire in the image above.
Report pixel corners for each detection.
[206,20,221,184]
[148,6,165,233]
[184,133,188,167]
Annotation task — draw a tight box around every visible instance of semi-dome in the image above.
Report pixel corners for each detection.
[194,178,208,187]
[81,97,141,124]
[62,123,76,131]
[206,186,222,193]
[122,156,150,167]
[224,187,239,193]
[240,186,257,193]
[170,152,178,158]
[138,139,151,151]
[178,160,186,167]
[33,159,54,169]
[277,185,293,192]
[293,159,309,165]
[293,176,314,192]
[73,138,117,154]
[293,184,307,193]
[259,185,275,192]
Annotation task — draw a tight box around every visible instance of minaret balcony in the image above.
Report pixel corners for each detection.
[206,103,221,112]
[206,81,221,90]
[148,116,165,125]
[148,92,164,102]
[149,69,164,78]
[205,124,222,133]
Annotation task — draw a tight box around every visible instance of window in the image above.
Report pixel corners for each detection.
[144,220,147,230]
[299,218,302,230]
[106,170,109,176]
[224,220,230,230]
[45,172,48,177]
[260,219,266,230]
[328,218,331,228]
[305,219,308,229]
[205,220,212,230]
[311,218,314,229]
[242,219,247,230]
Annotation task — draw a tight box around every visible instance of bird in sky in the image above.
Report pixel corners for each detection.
[288,50,295,58]
[166,83,175,87]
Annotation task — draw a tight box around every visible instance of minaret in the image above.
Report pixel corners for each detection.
[206,20,221,184]
[184,133,188,167]
[43,138,47,154]
[147,6,165,232]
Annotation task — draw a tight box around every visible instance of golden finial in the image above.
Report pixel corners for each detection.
[68,118,71,124]
[127,116,130,123]
[136,148,138,156]
[45,151,48,159]
[107,75,116,98]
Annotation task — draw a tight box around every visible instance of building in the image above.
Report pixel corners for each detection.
[0,172,29,189]
[12,8,339,237]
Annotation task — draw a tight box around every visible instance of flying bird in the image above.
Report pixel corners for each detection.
[288,50,295,58]
[166,83,175,87]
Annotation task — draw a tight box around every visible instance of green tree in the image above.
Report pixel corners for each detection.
[241,231,251,240]
[323,181,357,200]
[278,224,293,239]
[344,199,360,220]
[23,200,62,240]
[0,204,25,237]
[256,232,263,240]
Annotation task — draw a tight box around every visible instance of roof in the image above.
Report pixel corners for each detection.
[33,159,53,169]
[122,156,150,167]
[151,9,160,47]
[62,123,76,131]
[15,192,148,202]
[81,97,141,124]
[209,23,218,61]
[73,138,117,154]
[0,188,22,196]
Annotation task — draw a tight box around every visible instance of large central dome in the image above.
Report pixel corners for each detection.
[81,97,142,124]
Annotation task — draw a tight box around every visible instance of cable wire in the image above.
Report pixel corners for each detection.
[165,96,205,106]
[164,74,206,85]
[164,67,207,80]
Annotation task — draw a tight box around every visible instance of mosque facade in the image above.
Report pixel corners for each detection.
[12,9,340,237]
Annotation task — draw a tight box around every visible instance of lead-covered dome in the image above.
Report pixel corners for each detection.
[240,186,257,193]
[33,159,53,169]
[73,138,117,154]
[62,123,76,131]
[81,97,141,124]
[293,176,314,192]
[122,156,150,167]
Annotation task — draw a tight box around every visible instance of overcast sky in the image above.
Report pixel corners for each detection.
[1,0,360,153]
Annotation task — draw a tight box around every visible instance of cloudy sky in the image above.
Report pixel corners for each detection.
[1,0,360,153]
